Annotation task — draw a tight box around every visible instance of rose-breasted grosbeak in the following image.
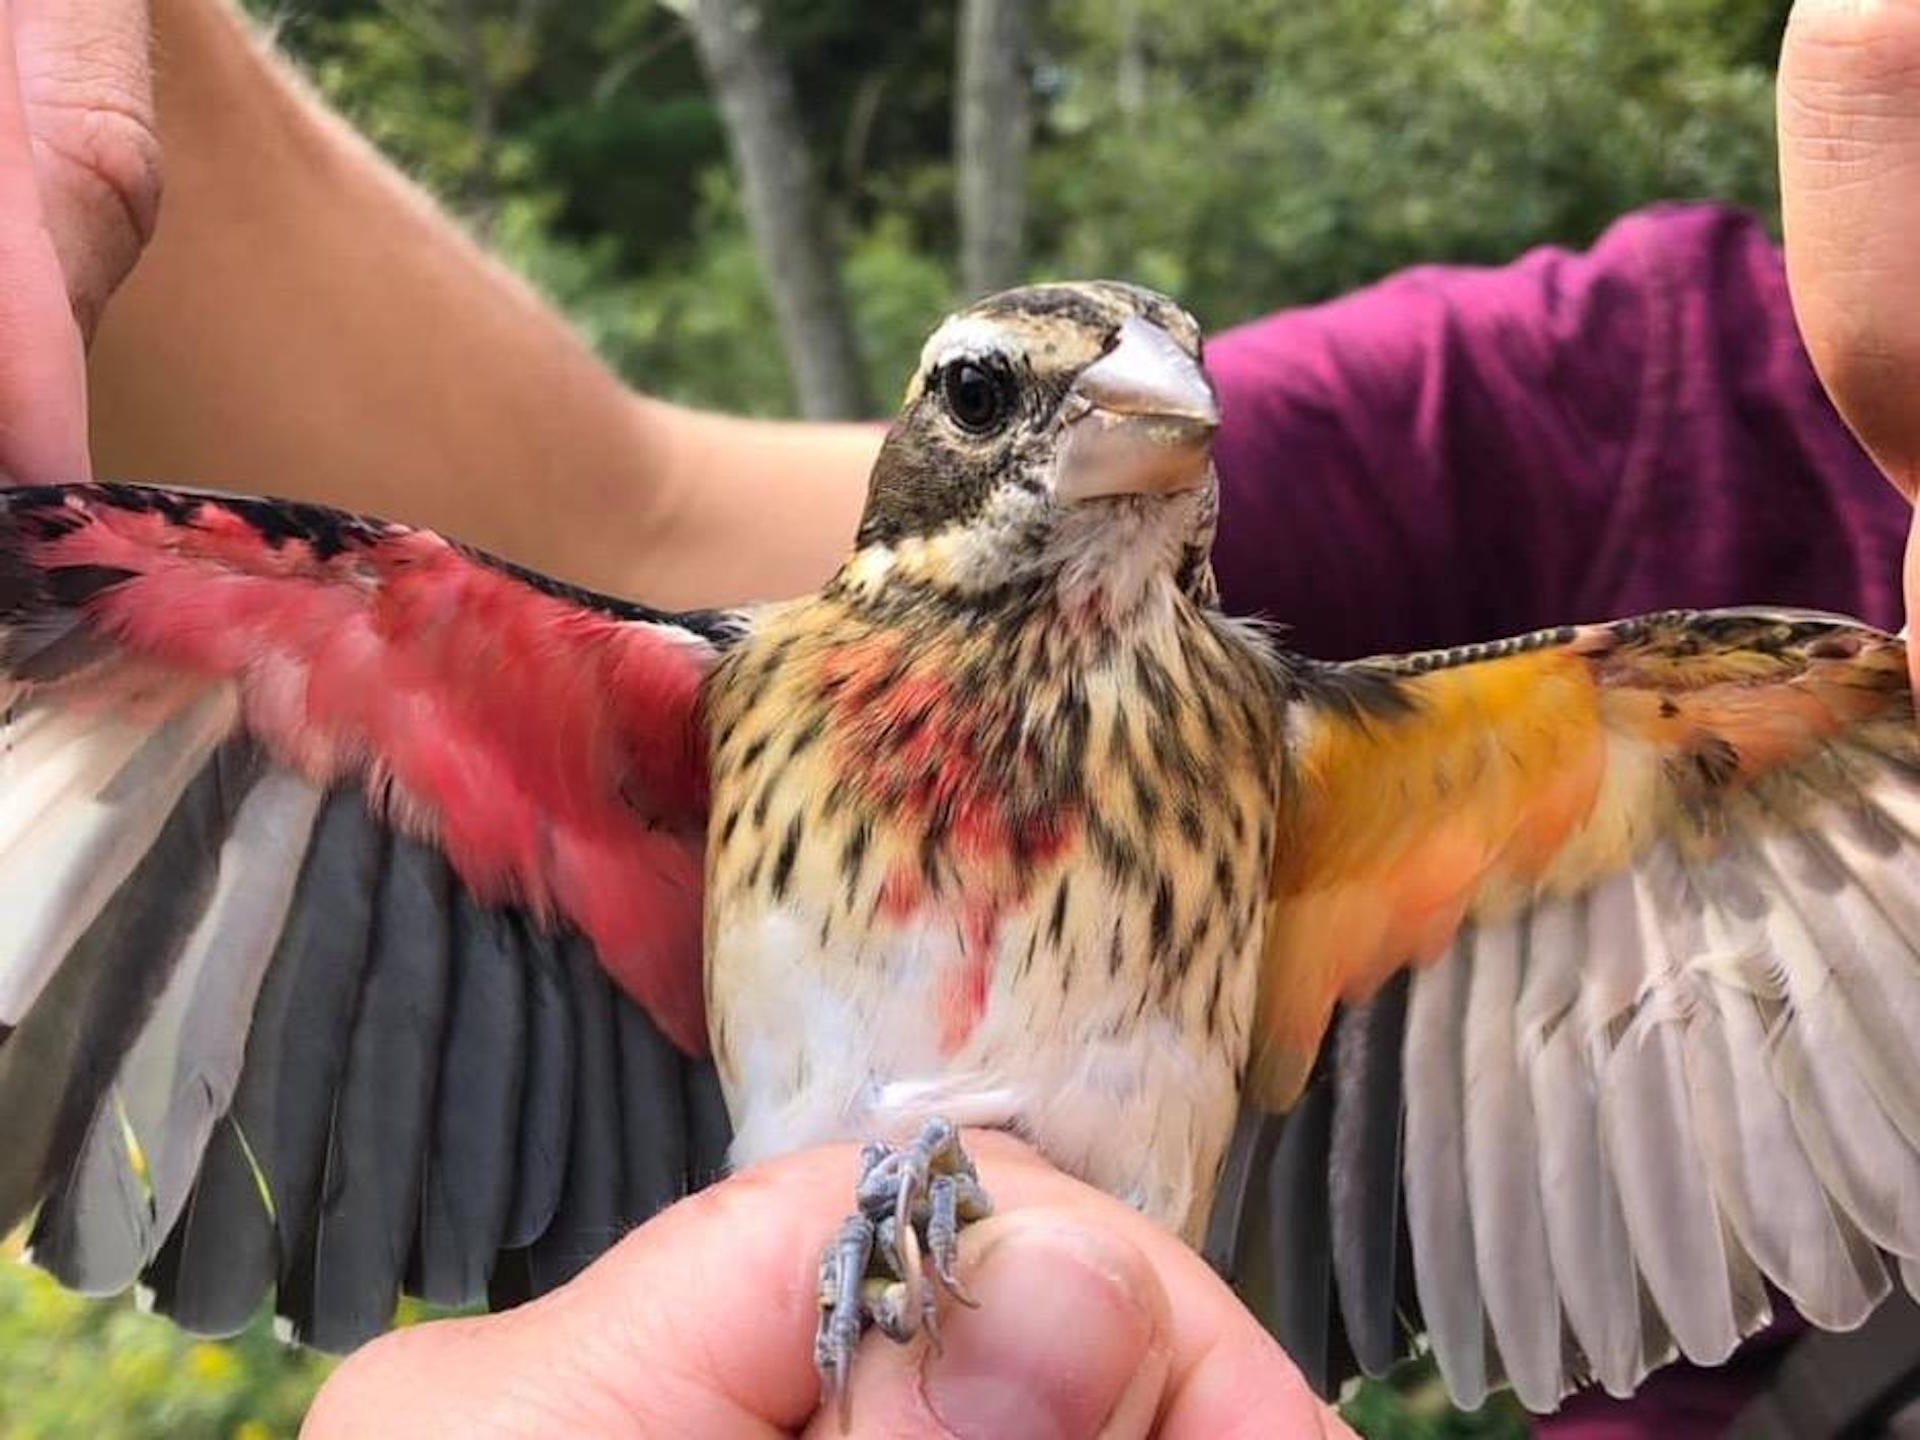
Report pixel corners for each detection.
[0,282,1914,1418]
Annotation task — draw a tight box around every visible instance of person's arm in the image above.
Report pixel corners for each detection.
[87,0,871,610]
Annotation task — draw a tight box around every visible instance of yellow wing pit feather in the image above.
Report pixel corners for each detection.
[1249,616,1910,1111]
[1255,648,1608,1107]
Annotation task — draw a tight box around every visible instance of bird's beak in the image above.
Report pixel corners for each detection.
[1055,315,1220,503]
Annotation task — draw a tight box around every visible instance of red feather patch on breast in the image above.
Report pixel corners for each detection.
[812,626,1080,1056]
[821,634,1078,875]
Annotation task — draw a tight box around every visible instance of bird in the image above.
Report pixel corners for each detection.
[0,279,1916,1421]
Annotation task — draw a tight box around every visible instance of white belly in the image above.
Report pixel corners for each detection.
[708,890,1250,1237]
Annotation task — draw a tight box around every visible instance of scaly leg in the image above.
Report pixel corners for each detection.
[813,1118,995,1425]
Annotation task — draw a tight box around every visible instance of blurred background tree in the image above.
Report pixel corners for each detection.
[3,0,1792,1434]
[238,0,1787,418]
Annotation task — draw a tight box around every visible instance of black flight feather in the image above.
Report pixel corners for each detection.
[518,935,625,1294]
[220,787,385,1329]
[144,1115,278,1336]
[499,920,575,1252]
[1256,1075,1340,1397]
[297,832,453,1352]
[1202,1105,1270,1277]
[613,993,687,1229]
[146,786,384,1339]
[410,888,528,1308]
[684,1059,733,1193]
[1329,974,1412,1377]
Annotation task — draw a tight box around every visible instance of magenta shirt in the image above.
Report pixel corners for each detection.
[1203,202,1910,1435]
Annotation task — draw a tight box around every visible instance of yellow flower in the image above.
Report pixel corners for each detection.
[187,1341,240,1387]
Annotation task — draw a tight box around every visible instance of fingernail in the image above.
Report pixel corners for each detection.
[921,1218,1159,1440]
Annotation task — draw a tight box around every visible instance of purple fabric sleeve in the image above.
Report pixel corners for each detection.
[1206,202,1907,659]
[1202,202,1910,1436]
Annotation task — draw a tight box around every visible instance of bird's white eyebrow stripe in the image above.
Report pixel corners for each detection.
[919,316,1021,373]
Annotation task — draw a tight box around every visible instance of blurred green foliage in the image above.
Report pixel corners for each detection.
[0,1241,1528,1440]
[245,0,1786,416]
[6,2,1791,1434]
[0,1238,328,1439]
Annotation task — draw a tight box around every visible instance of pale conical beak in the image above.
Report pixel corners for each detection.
[1055,315,1220,503]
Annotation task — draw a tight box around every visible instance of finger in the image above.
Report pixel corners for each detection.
[0,0,89,482]
[309,1144,922,1439]
[304,1134,1347,1438]
[1778,0,1920,498]
[946,1139,1353,1439]
[1156,1317,1360,1440]
[13,0,158,338]
[796,1210,1174,1440]
[1905,509,1918,690]
[804,1135,1348,1438]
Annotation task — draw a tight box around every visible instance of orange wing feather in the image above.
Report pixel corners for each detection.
[1251,611,1913,1109]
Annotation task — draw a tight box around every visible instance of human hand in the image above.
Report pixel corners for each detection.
[0,0,157,483]
[1779,0,1920,686]
[301,1132,1352,1439]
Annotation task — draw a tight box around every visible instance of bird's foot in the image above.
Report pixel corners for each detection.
[813,1117,993,1427]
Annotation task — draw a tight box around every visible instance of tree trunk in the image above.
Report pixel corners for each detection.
[956,0,1032,299]
[683,0,871,419]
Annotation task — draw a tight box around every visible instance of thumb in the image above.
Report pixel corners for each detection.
[1906,515,1919,689]
[1778,0,1920,688]
[1779,0,1920,501]
[802,1210,1173,1440]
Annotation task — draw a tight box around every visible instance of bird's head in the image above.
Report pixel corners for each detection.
[845,281,1220,620]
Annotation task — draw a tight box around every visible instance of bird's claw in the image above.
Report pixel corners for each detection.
[814,1117,994,1427]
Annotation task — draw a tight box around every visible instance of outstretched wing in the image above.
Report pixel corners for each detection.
[0,482,742,1350]
[1209,608,1919,1411]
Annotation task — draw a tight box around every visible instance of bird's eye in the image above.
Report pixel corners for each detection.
[941,359,1012,434]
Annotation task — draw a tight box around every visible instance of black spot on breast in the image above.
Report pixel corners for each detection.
[891,705,928,749]
[1088,812,1142,886]
[1060,683,1091,758]
[1107,704,1133,766]
[1150,876,1174,954]
[787,718,825,760]
[771,813,805,900]
[1047,878,1071,947]
[1203,962,1225,1038]
[840,818,871,902]
[1176,802,1204,848]
[1134,649,1175,714]
[920,808,952,888]
[1130,762,1162,827]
